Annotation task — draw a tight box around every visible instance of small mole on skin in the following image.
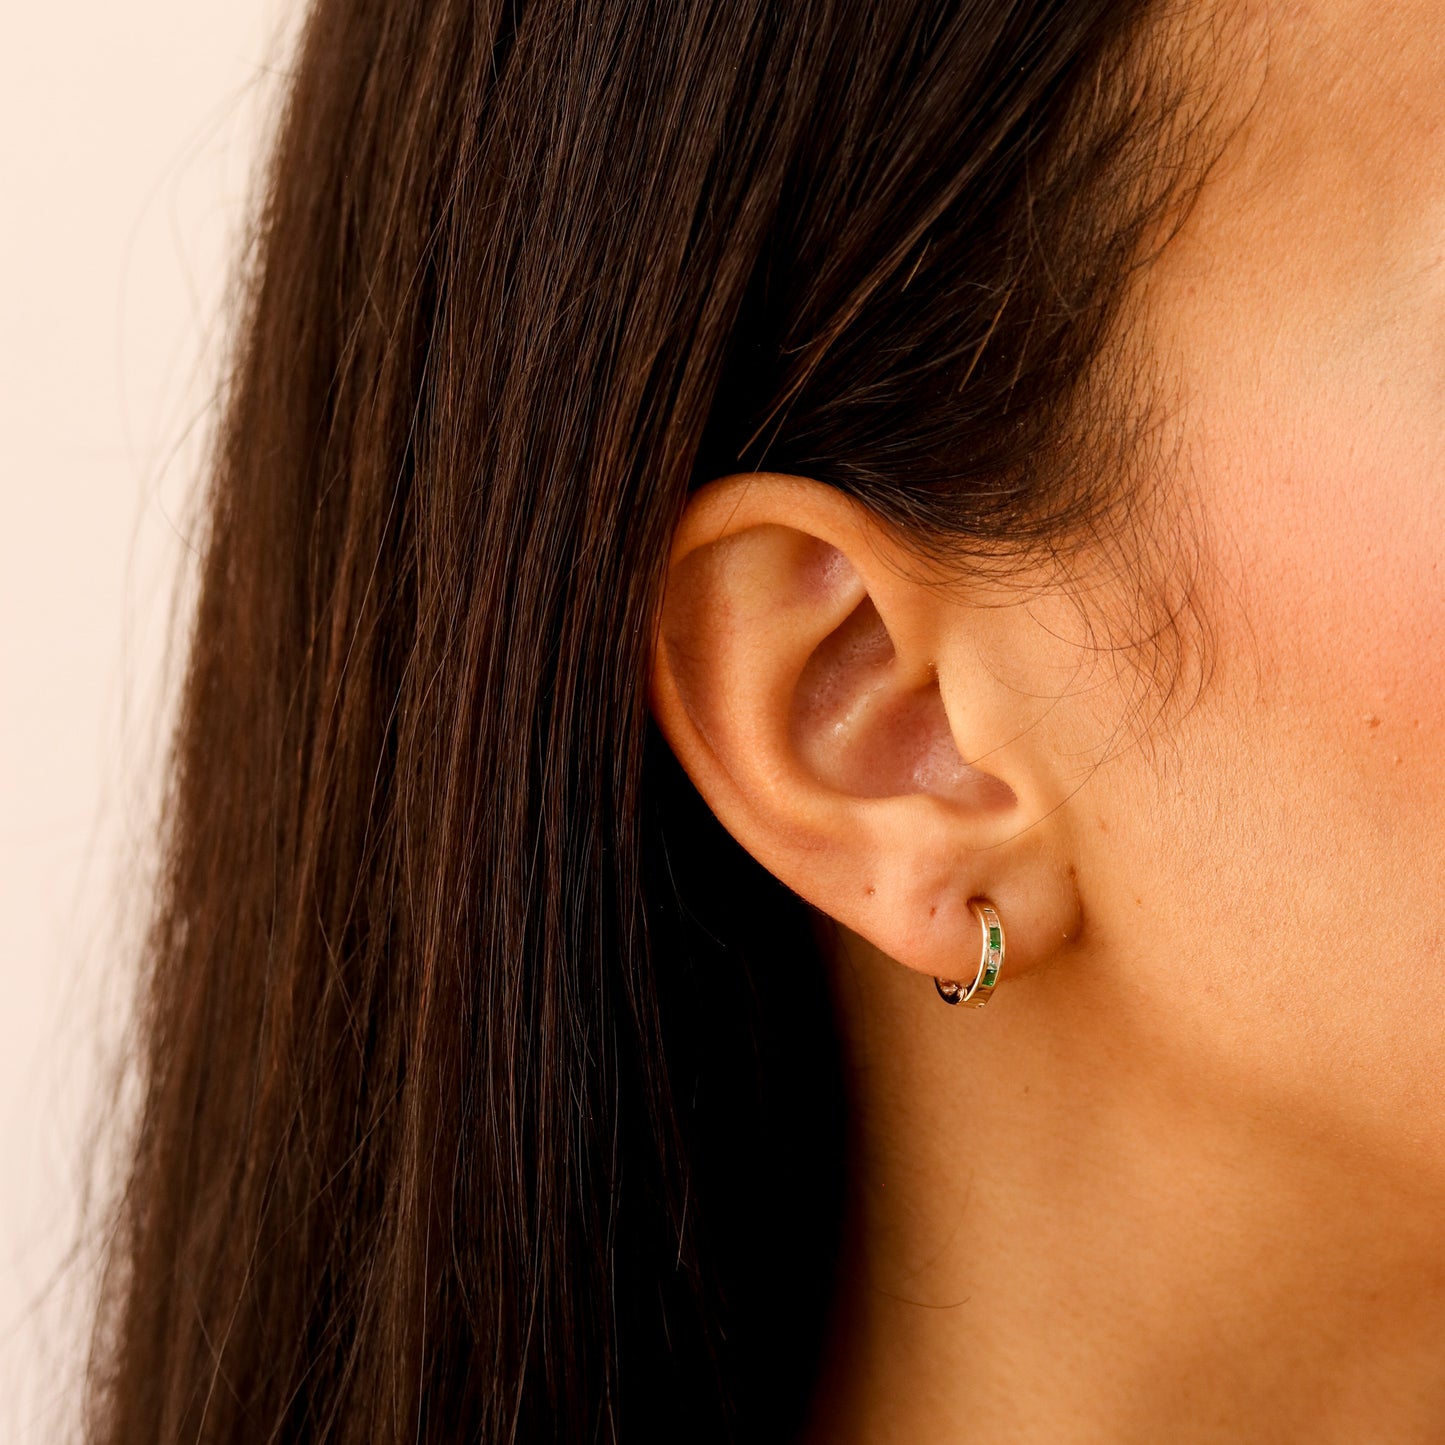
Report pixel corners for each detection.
[1364,714,1381,728]
[929,905,937,918]
[865,885,875,897]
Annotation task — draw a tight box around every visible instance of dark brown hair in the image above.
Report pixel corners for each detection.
[88,1,1204,1440]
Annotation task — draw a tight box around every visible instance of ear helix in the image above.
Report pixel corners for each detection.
[934,899,1004,1008]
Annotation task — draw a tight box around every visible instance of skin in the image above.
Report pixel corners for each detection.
[649,1,1445,1440]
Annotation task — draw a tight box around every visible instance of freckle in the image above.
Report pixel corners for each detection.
[1134,896,1143,907]
[1394,755,1403,766]
[1098,819,1109,832]
[929,904,937,918]
[1364,714,1381,728]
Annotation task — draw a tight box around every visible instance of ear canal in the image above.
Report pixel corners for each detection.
[790,594,1017,810]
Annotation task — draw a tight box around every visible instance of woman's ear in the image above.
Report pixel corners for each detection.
[647,471,1085,987]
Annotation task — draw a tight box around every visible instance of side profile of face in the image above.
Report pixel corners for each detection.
[651,0,1444,1300]
[1110,0,1445,1191]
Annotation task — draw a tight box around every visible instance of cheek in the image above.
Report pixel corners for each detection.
[1206,389,1445,803]
[1094,387,1445,1190]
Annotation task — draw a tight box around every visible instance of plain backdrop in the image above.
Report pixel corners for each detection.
[1,3,302,1436]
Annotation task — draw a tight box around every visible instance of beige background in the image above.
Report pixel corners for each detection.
[1,4,301,1435]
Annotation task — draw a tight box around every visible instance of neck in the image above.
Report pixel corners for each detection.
[802,929,1445,1444]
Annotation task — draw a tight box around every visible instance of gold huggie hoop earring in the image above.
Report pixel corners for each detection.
[935,900,1004,1008]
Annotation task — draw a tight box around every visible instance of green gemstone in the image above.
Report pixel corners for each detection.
[989,926,1001,949]
[983,962,999,986]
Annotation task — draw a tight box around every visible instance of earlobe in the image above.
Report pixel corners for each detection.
[648,471,1083,990]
